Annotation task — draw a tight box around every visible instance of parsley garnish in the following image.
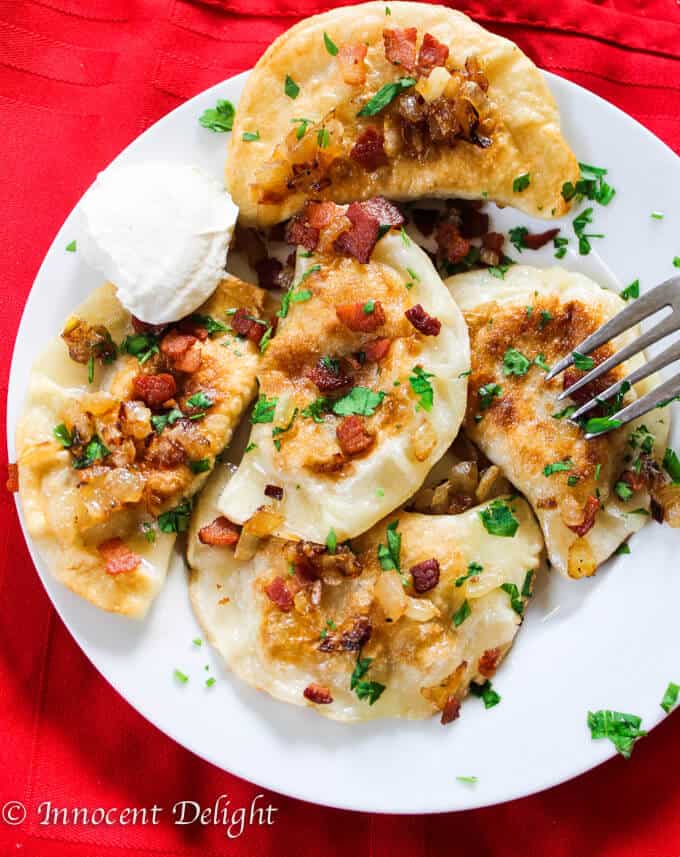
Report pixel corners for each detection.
[251,394,278,424]
[674,257,680,269]
[552,405,577,420]
[120,332,159,365]
[500,582,524,615]
[186,391,213,411]
[333,386,385,416]
[189,458,211,474]
[661,682,680,714]
[508,226,528,252]
[620,280,640,301]
[456,776,478,784]
[323,31,338,55]
[363,299,375,314]
[513,173,530,193]
[470,680,501,708]
[452,600,471,626]
[614,542,630,556]
[174,669,189,684]
[478,382,502,410]
[400,226,411,247]
[191,313,228,336]
[357,77,417,117]
[562,162,615,206]
[53,423,73,447]
[278,265,321,318]
[502,347,531,376]
[65,240,77,252]
[663,448,680,482]
[572,207,604,255]
[614,481,634,502]
[585,416,622,435]
[534,354,551,372]
[142,522,156,544]
[301,396,331,423]
[199,99,235,133]
[158,499,192,534]
[72,435,110,470]
[587,710,646,759]
[291,117,313,139]
[554,236,568,259]
[409,365,435,411]
[543,459,574,477]
[377,520,401,571]
[259,325,273,353]
[284,74,300,99]
[350,657,385,705]
[317,127,330,148]
[651,212,664,220]
[151,407,183,435]
[272,407,298,449]
[455,561,483,587]
[539,310,553,329]
[206,677,216,688]
[245,442,257,453]
[573,351,595,371]
[326,528,337,554]
[522,569,534,598]
[242,130,260,142]
[487,256,514,279]
[479,500,519,537]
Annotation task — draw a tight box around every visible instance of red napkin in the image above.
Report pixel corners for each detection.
[1,1,679,855]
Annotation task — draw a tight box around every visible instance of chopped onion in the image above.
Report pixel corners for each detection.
[374,571,407,622]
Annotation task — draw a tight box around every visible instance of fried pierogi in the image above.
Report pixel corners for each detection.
[189,463,543,722]
[16,276,265,617]
[218,200,470,543]
[227,1,579,226]
[446,265,670,579]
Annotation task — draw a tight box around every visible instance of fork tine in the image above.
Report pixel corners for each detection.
[544,277,680,382]
[569,337,680,421]
[555,312,680,402]
[584,372,680,438]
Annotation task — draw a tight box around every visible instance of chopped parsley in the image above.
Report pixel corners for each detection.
[191,313,228,335]
[284,74,300,99]
[400,226,411,247]
[543,459,574,477]
[357,77,417,117]
[534,353,551,372]
[572,207,604,255]
[674,257,680,269]
[409,365,435,411]
[478,382,502,410]
[452,599,471,627]
[326,528,337,554]
[65,240,77,252]
[479,499,519,537]
[500,582,524,615]
[259,325,273,353]
[158,499,192,533]
[508,226,528,252]
[333,386,385,416]
[629,424,655,455]
[142,522,156,544]
[205,677,216,688]
[594,464,602,481]
[151,407,183,435]
[456,776,478,784]
[552,405,577,420]
[539,310,553,329]
[189,458,211,474]
[470,680,501,709]
[455,561,483,588]
[199,99,235,133]
[271,408,298,449]
[487,256,514,279]
[585,416,622,435]
[291,117,313,139]
[554,236,569,259]
[573,351,595,371]
[620,279,640,301]
[377,520,401,571]
[614,481,633,502]
[173,669,189,684]
[323,31,338,55]
[120,332,159,364]
[242,130,260,142]
[587,709,646,759]
[316,127,330,148]
[663,448,680,482]
[72,435,111,470]
[522,569,534,598]
[301,396,331,423]
[363,299,375,314]
[567,475,580,487]
[614,542,631,556]
[350,657,385,705]
[186,391,213,412]
[245,442,257,453]
[562,162,615,206]
[513,173,530,193]
[406,266,420,282]
[251,394,278,424]
[53,423,73,447]
[661,682,680,714]
[278,265,321,318]
[502,347,532,377]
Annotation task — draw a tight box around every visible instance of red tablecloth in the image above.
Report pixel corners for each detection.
[1,1,679,854]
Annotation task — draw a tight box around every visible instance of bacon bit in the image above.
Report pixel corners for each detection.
[133,373,177,408]
[416,32,449,76]
[523,228,561,250]
[230,308,268,345]
[255,257,283,290]
[132,316,166,337]
[458,207,490,239]
[6,463,18,493]
[478,646,502,678]
[198,516,241,546]
[303,683,334,705]
[405,304,441,337]
[440,696,461,725]
[337,415,374,457]
[350,127,388,172]
[285,215,319,251]
[337,40,367,85]
[334,201,380,264]
[336,300,386,333]
[482,232,505,253]
[160,330,202,373]
[383,27,417,72]
[436,222,471,264]
[410,558,440,593]
[567,495,600,538]
[412,208,439,237]
[363,338,391,363]
[359,196,406,227]
[177,319,209,341]
[308,358,352,393]
[98,538,141,575]
[264,576,294,612]
[342,617,372,651]
[264,484,284,500]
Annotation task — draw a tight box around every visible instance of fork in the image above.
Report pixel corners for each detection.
[545,276,680,439]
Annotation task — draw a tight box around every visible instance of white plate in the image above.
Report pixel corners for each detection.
[8,69,680,814]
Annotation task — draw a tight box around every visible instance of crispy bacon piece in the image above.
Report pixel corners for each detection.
[132,316,166,337]
[405,304,441,336]
[482,232,505,253]
[198,516,240,546]
[337,40,367,85]
[350,127,388,172]
[416,32,450,76]
[303,683,333,704]
[285,215,319,251]
[410,558,440,593]
[255,257,283,290]
[133,373,177,408]
[567,495,600,538]
[523,228,561,250]
[98,538,141,575]
[264,576,294,612]
[6,463,18,493]
[383,26,417,72]
[230,307,268,346]
[308,358,352,393]
[306,200,338,230]
[363,338,391,363]
[334,201,380,264]
[440,696,461,725]
[436,222,471,264]
[264,484,284,500]
[160,330,201,373]
[360,196,405,227]
[458,207,490,239]
[319,616,372,653]
[337,415,374,457]
[412,208,440,237]
[336,300,386,333]
[478,646,502,678]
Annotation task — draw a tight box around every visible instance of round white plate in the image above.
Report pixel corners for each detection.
[8,69,680,814]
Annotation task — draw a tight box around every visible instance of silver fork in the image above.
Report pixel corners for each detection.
[545,276,680,439]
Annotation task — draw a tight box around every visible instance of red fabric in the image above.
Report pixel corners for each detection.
[1,1,679,854]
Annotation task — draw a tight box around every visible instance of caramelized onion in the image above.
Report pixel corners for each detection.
[374,571,408,622]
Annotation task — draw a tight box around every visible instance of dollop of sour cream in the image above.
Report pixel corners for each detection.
[80,162,239,324]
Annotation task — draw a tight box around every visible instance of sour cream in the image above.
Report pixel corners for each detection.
[80,162,238,324]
